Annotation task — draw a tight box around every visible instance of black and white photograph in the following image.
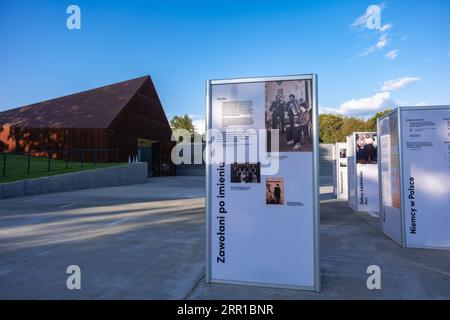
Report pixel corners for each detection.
[356,133,377,164]
[339,147,347,167]
[230,163,261,183]
[265,80,313,152]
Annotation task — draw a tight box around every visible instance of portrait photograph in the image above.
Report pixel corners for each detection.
[265,177,285,205]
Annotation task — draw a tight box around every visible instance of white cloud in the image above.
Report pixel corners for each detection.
[379,24,392,33]
[319,105,340,114]
[376,34,388,49]
[361,34,388,56]
[189,114,205,135]
[381,77,420,91]
[385,49,399,60]
[339,92,396,116]
[193,119,205,135]
[321,76,422,117]
[319,92,397,117]
[413,101,429,106]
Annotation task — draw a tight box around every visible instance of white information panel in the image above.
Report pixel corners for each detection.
[206,75,320,290]
[400,107,450,249]
[378,112,402,244]
[346,134,356,211]
[336,142,348,200]
[347,132,379,214]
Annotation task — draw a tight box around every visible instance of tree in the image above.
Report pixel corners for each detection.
[318,108,393,143]
[170,114,195,135]
[318,114,344,143]
[365,109,392,131]
[339,117,367,141]
[170,114,205,143]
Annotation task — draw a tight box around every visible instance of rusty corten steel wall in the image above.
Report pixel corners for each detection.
[0,76,173,164]
[107,77,172,162]
[0,126,112,161]
[109,77,172,141]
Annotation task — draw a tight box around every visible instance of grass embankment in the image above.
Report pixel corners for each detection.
[0,154,125,184]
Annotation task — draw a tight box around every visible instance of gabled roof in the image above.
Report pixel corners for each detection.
[0,76,149,129]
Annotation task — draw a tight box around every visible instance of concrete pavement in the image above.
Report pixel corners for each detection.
[0,176,449,299]
[0,177,205,299]
[190,199,450,299]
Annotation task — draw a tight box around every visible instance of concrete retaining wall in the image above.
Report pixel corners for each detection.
[0,163,148,200]
[176,164,205,176]
[319,143,336,187]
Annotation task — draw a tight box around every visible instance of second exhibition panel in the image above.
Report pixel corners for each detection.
[346,132,379,214]
[335,142,348,200]
[205,75,320,290]
[378,106,450,249]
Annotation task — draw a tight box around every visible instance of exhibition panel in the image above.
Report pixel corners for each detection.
[378,111,402,243]
[346,132,379,214]
[346,134,357,211]
[378,111,402,244]
[335,142,348,200]
[379,106,450,249]
[205,75,320,290]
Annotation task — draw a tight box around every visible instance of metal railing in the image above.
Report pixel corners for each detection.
[1,148,120,181]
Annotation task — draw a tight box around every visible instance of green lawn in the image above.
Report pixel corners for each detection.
[0,154,126,184]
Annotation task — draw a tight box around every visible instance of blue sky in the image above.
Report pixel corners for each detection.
[1,0,450,132]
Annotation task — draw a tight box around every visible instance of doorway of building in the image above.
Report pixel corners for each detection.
[137,138,153,176]
[137,138,175,177]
